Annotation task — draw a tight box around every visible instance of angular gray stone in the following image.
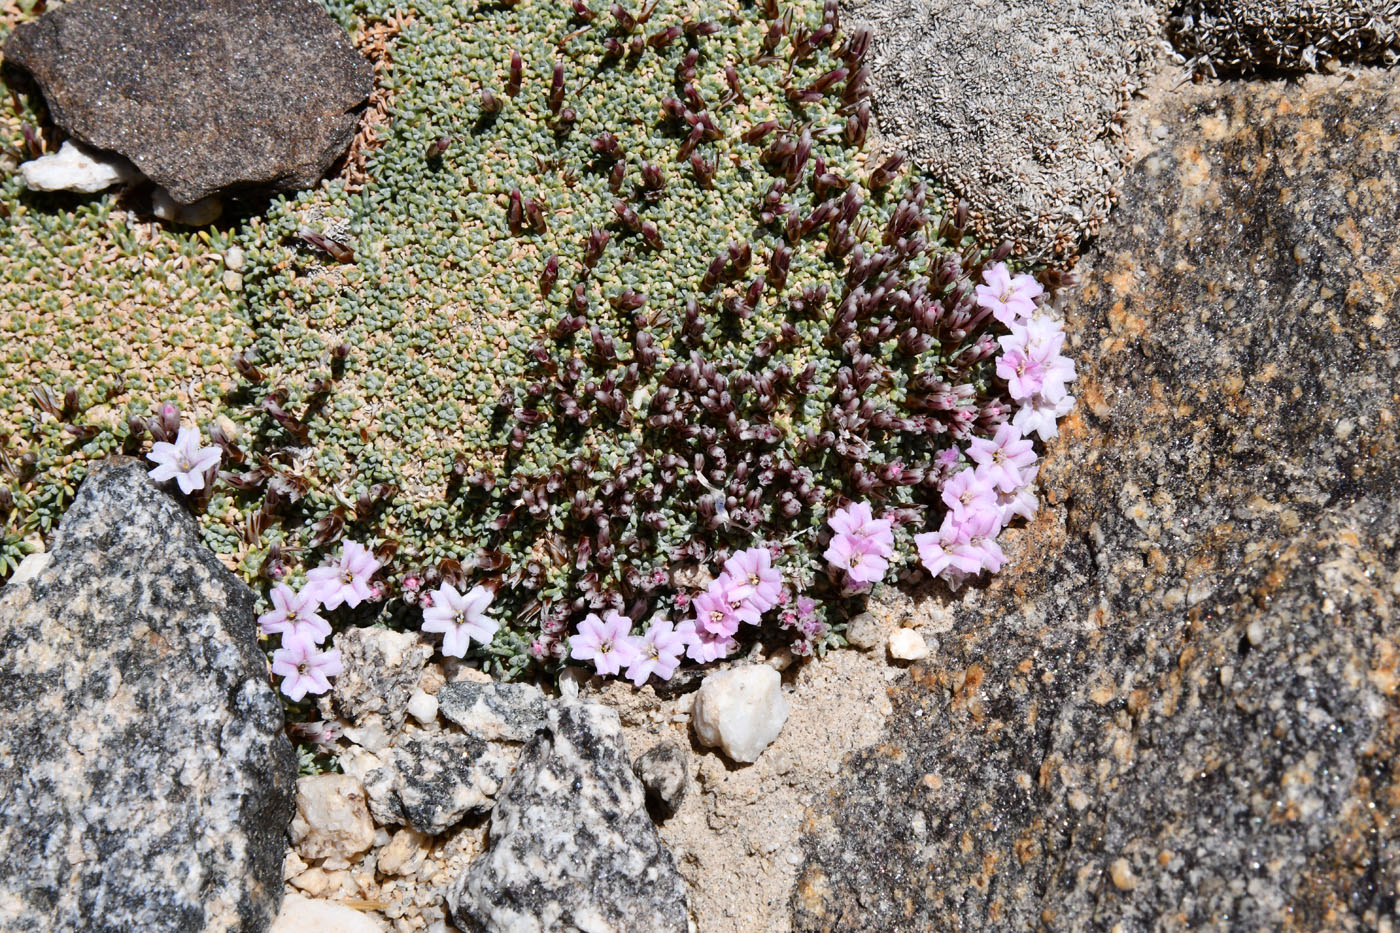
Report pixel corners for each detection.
[327,626,431,752]
[364,732,513,836]
[1168,0,1400,74]
[793,73,1400,931]
[0,458,295,932]
[437,681,551,742]
[448,702,688,933]
[1,0,372,204]
[632,742,689,819]
[848,0,1161,258]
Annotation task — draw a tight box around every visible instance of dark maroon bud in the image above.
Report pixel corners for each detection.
[126,414,147,443]
[844,101,870,146]
[684,19,721,36]
[648,24,681,48]
[761,0,780,19]
[809,66,849,95]
[571,282,589,313]
[582,227,610,268]
[611,2,636,32]
[639,162,665,199]
[661,96,688,123]
[540,255,560,296]
[21,123,43,160]
[745,277,764,309]
[159,400,182,440]
[507,51,523,97]
[480,87,503,113]
[640,221,663,250]
[507,188,524,234]
[610,289,646,311]
[572,0,595,20]
[297,228,354,263]
[766,243,792,291]
[761,18,784,54]
[871,153,905,189]
[675,123,705,163]
[689,152,715,188]
[684,83,707,113]
[729,240,752,275]
[603,36,624,58]
[549,61,565,115]
[555,107,577,132]
[676,49,699,83]
[955,199,970,229]
[723,64,745,103]
[629,33,645,56]
[525,197,548,233]
[425,135,452,160]
[591,132,622,159]
[823,0,839,32]
[609,158,627,193]
[613,200,641,231]
[841,26,871,63]
[701,252,727,292]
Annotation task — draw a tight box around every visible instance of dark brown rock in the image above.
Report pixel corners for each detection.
[2,0,372,204]
[793,72,1400,932]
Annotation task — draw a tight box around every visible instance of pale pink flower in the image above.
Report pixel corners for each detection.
[146,426,222,495]
[1012,392,1076,442]
[824,532,890,586]
[941,467,999,526]
[967,424,1038,493]
[679,618,736,664]
[421,582,498,657]
[306,540,382,610]
[693,577,760,638]
[996,346,1050,402]
[569,610,639,676]
[624,619,687,686]
[828,501,892,542]
[257,584,331,644]
[271,634,343,701]
[915,512,1005,580]
[722,547,783,613]
[975,262,1043,326]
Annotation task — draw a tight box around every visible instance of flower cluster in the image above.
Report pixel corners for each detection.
[257,539,383,700]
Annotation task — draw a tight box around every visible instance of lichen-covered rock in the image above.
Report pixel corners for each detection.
[364,732,512,836]
[1168,0,1400,74]
[288,774,376,862]
[448,701,688,933]
[1,0,372,204]
[0,459,295,932]
[793,73,1400,931]
[847,0,1161,258]
[326,626,432,752]
[436,681,551,742]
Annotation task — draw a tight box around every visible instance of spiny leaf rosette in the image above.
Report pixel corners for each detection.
[1,0,1076,686]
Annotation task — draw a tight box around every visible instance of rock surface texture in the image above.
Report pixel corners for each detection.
[0,459,296,932]
[1,0,372,204]
[846,0,1160,258]
[1168,0,1400,74]
[448,701,688,933]
[793,72,1400,931]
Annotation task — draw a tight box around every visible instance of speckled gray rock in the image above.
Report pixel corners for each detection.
[633,742,689,818]
[0,458,295,932]
[363,733,513,836]
[793,73,1400,931]
[847,0,1161,258]
[437,681,551,742]
[1168,0,1400,74]
[448,701,688,933]
[325,626,431,752]
[1,0,372,204]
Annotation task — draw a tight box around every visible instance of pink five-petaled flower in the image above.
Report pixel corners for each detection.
[692,576,760,639]
[975,262,1043,326]
[271,634,343,702]
[915,511,1006,581]
[146,426,222,495]
[721,547,783,613]
[421,582,498,658]
[306,540,382,611]
[678,618,736,664]
[624,619,687,686]
[1012,392,1076,442]
[966,424,1038,493]
[569,610,639,677]
[257,583,331,645]
[824,501,895,585]
[941,467,1000,526]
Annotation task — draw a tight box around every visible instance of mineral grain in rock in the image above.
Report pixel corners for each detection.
[793,73,1400,931]
[846,0,1160,258]
[1168,0,1400,74]
[1,0,372,204]
[0,459,295,932]
[363,732,512,836]
[327,626,432,752]
[448,701,688,933]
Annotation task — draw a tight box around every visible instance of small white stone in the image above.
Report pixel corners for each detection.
[224,245,247,271]
[844,611,885,649]
[288,774,376,861]
[9,552,52,587]
[272,892,388,933]
[377,828,430,877]
[151,187,223,226]
[406,688,438,725]
[20,140,140,193]
[691,665,789,764]
[557,666,589,699]
[222,270,244,291]
[888,629,930,661]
